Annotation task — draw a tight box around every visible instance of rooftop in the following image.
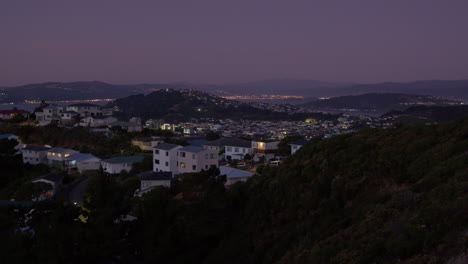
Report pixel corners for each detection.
[290,139,308,146]
[203,138,251,148]
[179,146,206,153]
[23,145,51,152]
[47,147,78,154]
[67,153,101,162]
[154,143,181,150]
[0,134,15,139]
[219,166,255,179]
[101,155,144,164]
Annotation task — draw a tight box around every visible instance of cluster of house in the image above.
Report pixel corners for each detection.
[134,137,309,196]
[21,144,144,175]
[2,131,310,200]
[34,103,142,132]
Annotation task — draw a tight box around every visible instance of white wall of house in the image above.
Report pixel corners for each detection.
[75,160,101,173]
[177,149,218,174]
[22,150,48,165]
[101,162,133,174]
[153,146,182,174]
[66,105,103,117]
[224,146,252,160]
[290,144,302,155]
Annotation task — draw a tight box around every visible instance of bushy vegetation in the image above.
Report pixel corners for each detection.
[1,117,467,263]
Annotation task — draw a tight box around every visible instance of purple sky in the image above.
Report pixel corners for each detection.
[1,0,468,86]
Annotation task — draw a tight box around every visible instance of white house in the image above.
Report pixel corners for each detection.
[219,166,255,186]
[22,145,51,165]
[109,121,142,132]
[177,146,218,174]
[66,103,103,117]
[289,139,308,155]
[66,153,102,173]
[100,156,144,174]
[35,105,64,125]
[223,138,252,161]
[153,143,182,174]
[203,138,251,160]
[80,116,118,128]
[252,140,279,162]
[46,148,79,169]
[134,171,172,197]
[60,111,80,124]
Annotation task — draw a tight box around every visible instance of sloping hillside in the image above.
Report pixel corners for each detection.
[203,117,468,264]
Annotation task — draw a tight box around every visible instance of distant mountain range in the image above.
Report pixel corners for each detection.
[0,81,194,103]
[300,93,463,113]
[382,105,468,124]
[1,79,467,104]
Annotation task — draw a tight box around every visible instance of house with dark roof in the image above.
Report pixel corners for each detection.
[46,147,79,169]
[177,146,218,174]
[223,138,252,161]
[66,103,103,117]
[22,145,51,165]
[134,171,172,197]
[289,139,308,155]
[251,139,280,162]
[66,153,101,173]
[203,137,251,160]
[153,143,183,174]
[80,115,117,127]
[109,121,142,132]
[100,156,144,174]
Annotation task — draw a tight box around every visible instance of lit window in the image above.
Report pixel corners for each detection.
[180,162,186,168]
[65,154,70,157]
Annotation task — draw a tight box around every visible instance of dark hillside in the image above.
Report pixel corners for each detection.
[205,117,468,264]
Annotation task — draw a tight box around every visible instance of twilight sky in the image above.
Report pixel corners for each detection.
[1,0,468,86]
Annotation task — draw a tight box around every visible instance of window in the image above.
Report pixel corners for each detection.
[227,146,232,152]
[180,162,186,168]
[205,154,208,159]
[165,162,168,166]
[165,151,169,156]
[155,149,159,155]
[205,165,208,169]
[210,153,215,159]
[235,147,239,152]
[192,153,196,159]
[155,159,160,164]
[192,165,196,171]
[180,152,185,157]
